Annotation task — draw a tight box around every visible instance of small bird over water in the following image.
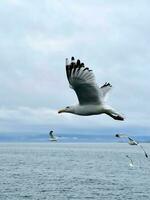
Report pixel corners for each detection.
[126,155,134,167]
[115,134,148,158]
[49,131,57,142]
[58,57,124,121]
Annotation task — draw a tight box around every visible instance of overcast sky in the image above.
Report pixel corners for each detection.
[0,0,150,135]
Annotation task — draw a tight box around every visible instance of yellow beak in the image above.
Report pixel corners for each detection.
[58,109,65,114]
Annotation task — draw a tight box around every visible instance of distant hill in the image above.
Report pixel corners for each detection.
[0,133,150,143]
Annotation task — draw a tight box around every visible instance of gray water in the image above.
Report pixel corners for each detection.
[0,143,150,200]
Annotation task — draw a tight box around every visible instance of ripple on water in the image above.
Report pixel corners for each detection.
[0,143,150,200]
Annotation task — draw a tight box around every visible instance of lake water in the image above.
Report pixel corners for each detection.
[0,143,150,200]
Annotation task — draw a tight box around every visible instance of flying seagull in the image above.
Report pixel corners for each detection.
[115,134,148,158]
[58,57,124,121]
[49,131,57,142]
[126,155,134,167]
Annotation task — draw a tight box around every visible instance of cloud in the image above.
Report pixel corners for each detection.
[0,0,150,134]
[0,105,149,135]
[25,34,73,53]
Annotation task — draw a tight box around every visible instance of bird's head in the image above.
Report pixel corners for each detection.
[58,106,74,114]
[115,134,120,138]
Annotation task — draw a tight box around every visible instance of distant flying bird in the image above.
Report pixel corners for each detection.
[49,131,57,142]
[58,57,124,121]
[115,134,148,158]
[126,155,134,167]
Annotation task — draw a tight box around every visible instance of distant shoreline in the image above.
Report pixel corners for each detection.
[0,133,150,143]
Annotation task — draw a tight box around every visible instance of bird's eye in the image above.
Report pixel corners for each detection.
[66,106,70,109]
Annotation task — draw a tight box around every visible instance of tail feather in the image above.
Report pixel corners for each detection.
[105,109,124,121]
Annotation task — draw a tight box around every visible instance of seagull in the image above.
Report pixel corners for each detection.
[49,131,57,142]
[115,134,148,158]
[126,155,134,167]
[58,57,124,121]
[128,137,138,145]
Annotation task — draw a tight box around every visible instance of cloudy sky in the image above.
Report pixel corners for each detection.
[0,0,150,135]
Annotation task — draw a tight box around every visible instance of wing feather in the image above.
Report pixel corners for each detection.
[99,82,112,100]
[66,57,101,105]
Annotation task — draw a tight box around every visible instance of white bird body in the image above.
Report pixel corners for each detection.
[58,57,124,121]
[126,155,134,167]
[68,105,105,116]
[67,104,120,117]
[128,139,138,145]
[129,163,134,167]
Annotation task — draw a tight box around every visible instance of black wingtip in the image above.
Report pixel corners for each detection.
[77,59,80,65]
[81,63,84,67]
[115,134,119,138]
[101,82,112,88]
[116,116,124,121]
[145,153,148,158]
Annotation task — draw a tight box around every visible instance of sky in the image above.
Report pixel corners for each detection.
[0,0,150,136]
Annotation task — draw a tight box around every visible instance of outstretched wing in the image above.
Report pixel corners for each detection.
[99,82,112,100]
[49,131,55,139]
[66,57,101,105]
[115,133,128,138]
[139,145,148,158]
[128,137,138,145]
[128,137,135,142]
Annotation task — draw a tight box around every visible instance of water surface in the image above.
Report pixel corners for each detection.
[0,143,150,200]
